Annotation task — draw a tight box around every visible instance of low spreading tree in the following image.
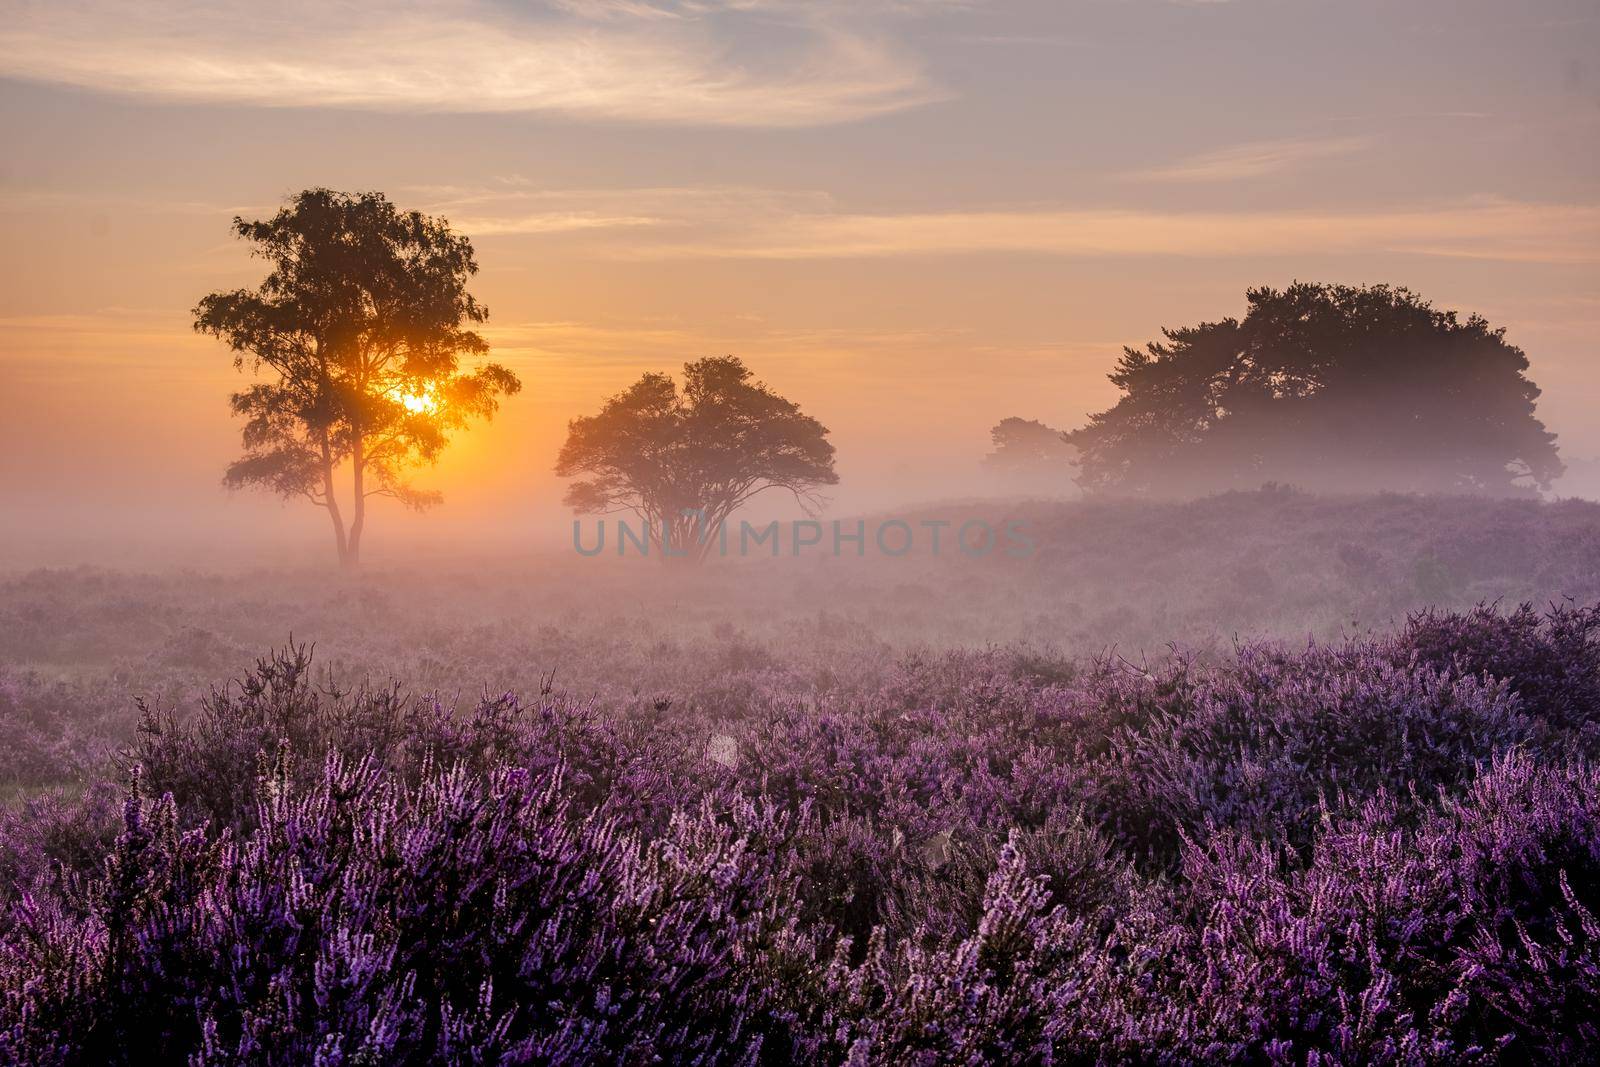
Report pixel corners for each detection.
[195,188,521,566]
[556,356,837,561]
[1068,282,1562,497]
[983,417,1077,493]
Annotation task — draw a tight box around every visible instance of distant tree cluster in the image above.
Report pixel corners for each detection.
[982,417,1077,493]
[984,283,1562,499]
[1067,282,1562,497]
[196,195,1567,561]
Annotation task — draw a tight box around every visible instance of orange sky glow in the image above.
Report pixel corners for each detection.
[1,0,1596,563]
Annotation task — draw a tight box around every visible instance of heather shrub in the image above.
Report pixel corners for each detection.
[1401,601,1600,733]
[1066,644,1542,867]
[1149,753,1600,1061]
[129,645,703,837]
[0,782,121,905]
[3,602,1600,1062]
[0,755,815,1065]
[0,669,120,790]
[729,628,1569,874]
[800,836,1097,1065]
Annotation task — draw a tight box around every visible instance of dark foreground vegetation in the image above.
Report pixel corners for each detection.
[2,599,1599,1063]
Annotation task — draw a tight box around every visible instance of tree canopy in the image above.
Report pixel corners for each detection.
[983,417,1077,493]
[195,188,521,565]
[556,356,837,561]
[1068,282,1562,497]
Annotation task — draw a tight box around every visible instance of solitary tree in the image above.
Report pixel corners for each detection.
[983,417,1077,492]
[1069,282,1562,497]
[556,356,837,561]
[195,189,521,566]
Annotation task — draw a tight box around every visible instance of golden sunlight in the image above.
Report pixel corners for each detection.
[400,386,439,415]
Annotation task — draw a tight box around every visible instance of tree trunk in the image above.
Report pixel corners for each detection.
[320,435,349,567]
[662,511,697,566]
[347,432,366,569]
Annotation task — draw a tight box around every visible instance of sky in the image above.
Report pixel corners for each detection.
[1,0,1597,562]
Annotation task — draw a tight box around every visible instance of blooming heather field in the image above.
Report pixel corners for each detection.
[2,494,1600,1063]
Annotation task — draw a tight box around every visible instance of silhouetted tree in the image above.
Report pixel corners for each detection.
[195,189,521,566]
[983,417,1077,492]
[1068,282,1562,497]
[557,356,837,561]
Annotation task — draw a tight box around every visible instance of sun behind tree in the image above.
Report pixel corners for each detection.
[195,189,521,566]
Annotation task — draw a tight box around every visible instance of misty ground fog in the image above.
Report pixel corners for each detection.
[7,490,1598,790]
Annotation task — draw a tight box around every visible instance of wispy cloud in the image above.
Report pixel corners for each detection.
[0,0,944,126]
[1128,136,1372,182]
[409,184,836,236]
[11,179,1593,267]
[599,197,1600,264]
[377,183,1600,264]
[452,212,667,237]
